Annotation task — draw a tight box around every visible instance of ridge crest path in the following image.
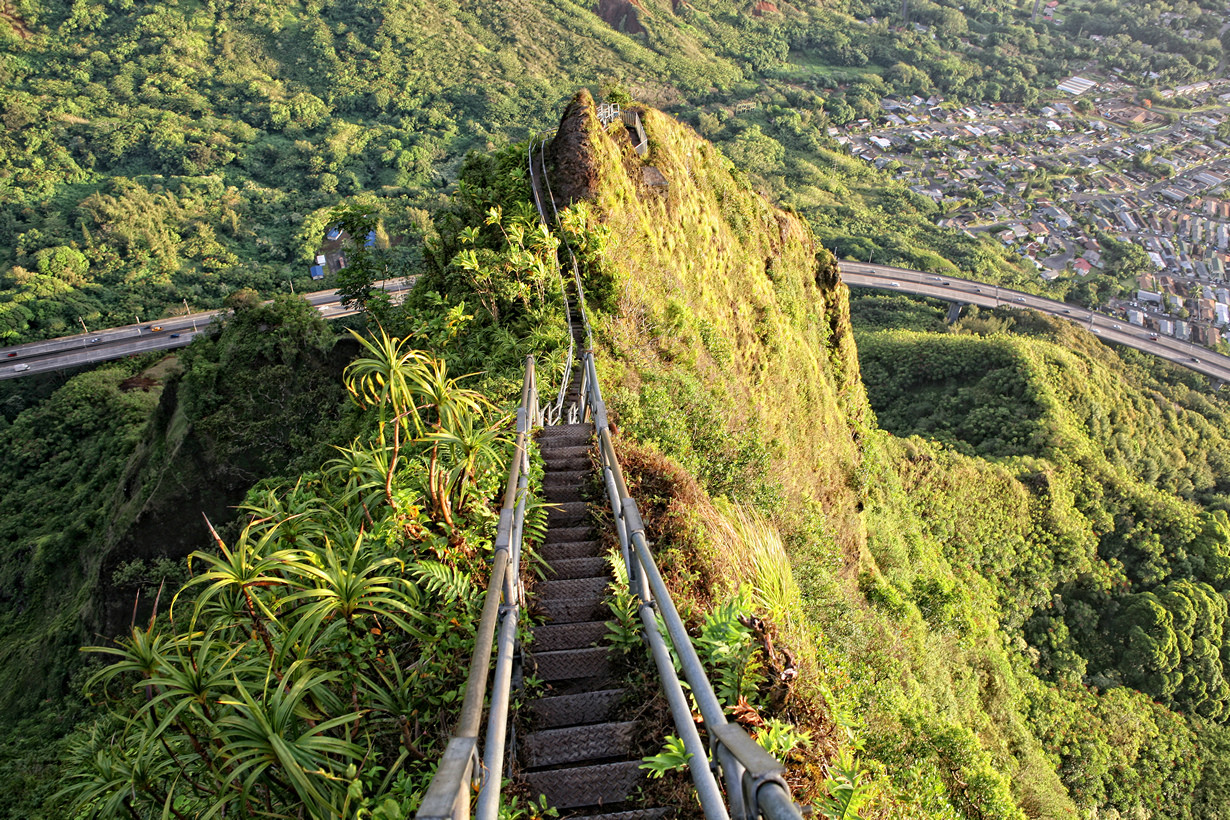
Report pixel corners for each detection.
[515,316,671,817]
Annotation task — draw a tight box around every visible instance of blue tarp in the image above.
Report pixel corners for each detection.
[309,264,325,279]
[326,227,342,241]
[365,230,377,248]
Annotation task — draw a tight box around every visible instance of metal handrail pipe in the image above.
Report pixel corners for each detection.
[639,602,730,820]
[475,605,519,820]
[416,358,536,820]
[626,527,726,726]
[415,547,507,820]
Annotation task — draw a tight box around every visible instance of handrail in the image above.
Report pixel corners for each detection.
[417,356,538,820]
[528,134,577,425]
[528,125,803,820]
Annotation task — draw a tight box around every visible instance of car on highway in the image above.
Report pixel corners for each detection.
[888,282,900,287]
[170,333,181,338]
[87,337,101,345]
[1091,328,1102,334]
[1192,356,1201,363]
[1062,309,1071,314]
[5,352,15,358]
[1149,334,1158,341]
[1113,324,1121,330]
[150,325,164,332]
[1015,296,1026,302]
[13,363,29,371]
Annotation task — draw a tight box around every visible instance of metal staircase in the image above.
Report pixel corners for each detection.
[415,128,803,820]
[519,418,664,815]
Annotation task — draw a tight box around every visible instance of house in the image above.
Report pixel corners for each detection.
[309,264,324,280]
[1074,258,1093,275]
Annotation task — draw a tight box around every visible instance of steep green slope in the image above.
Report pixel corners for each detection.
[853,295,1230,816]
[546,93,1230,817]
[0,297,359,815]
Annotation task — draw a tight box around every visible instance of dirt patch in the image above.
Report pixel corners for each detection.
[750,0,779,14]
[595,0,647,35]
[547,89,604,208]
[0,1,32,39]
[119,375,159,392]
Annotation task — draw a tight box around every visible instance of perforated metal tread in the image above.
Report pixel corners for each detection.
[531,620,609,652]
[524,720,636,768]
[540,540,604,562]
[542,444,592,461]
[530,687,627,729]
[547,501,590,526]
[540,576,608,601]
[544,556,609,580]
[539,596,606,625]
[543,469,589,488]
[544,484,586,503]
[522,761,645,810]
[534,646,612,681]
[539,424,592,445]
[546,526,596,545]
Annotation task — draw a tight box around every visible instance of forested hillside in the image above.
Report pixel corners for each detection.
[852,293,1230,816]
[533,95,1230,817]
[5,0,1230,816]
[10,0,1206,343]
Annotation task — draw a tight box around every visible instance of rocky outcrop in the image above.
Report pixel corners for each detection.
[547,90,604,208]
[595,0,647,35]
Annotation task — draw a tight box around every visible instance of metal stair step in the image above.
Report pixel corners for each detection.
[542,444,591,462]
[544,484,585,503]
[544,556,609,580]
[539,424,592,446]
[540,576,608,602]
[547,501,590,526]
[539,595,606,624]
[584,809,673,820]
[522,761,645,810]
[524,721,637,768]
[531,687,627,729]
[532,621,609,652]
[540,540,604,562]
[545,526,595,545]
[534,646,611,681]
[543,454,591,472]
[543,469,589,488]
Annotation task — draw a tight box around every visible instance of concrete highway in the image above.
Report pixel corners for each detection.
[0,278,414,381]
[840,261,1230,384]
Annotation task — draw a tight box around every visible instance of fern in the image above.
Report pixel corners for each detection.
[640,735,692,778]
[414,560,479,603]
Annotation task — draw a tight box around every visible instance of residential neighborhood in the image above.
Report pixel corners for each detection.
[836,78,1230,351]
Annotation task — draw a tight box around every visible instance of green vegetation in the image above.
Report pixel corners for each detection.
[548,97,1230,817]
[65,336,515,818]
[0,143,569,817]
[9,0,1213,345]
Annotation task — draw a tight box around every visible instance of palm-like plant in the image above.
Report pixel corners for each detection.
[176,517,303,664]
[280,532,431,642]
[212,663,362,818]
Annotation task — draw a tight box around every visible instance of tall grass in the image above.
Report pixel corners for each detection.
[700,499,806,652]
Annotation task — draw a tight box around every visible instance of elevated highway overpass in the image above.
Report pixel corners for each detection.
[840,261,1230,384]
[0,278,413,380]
